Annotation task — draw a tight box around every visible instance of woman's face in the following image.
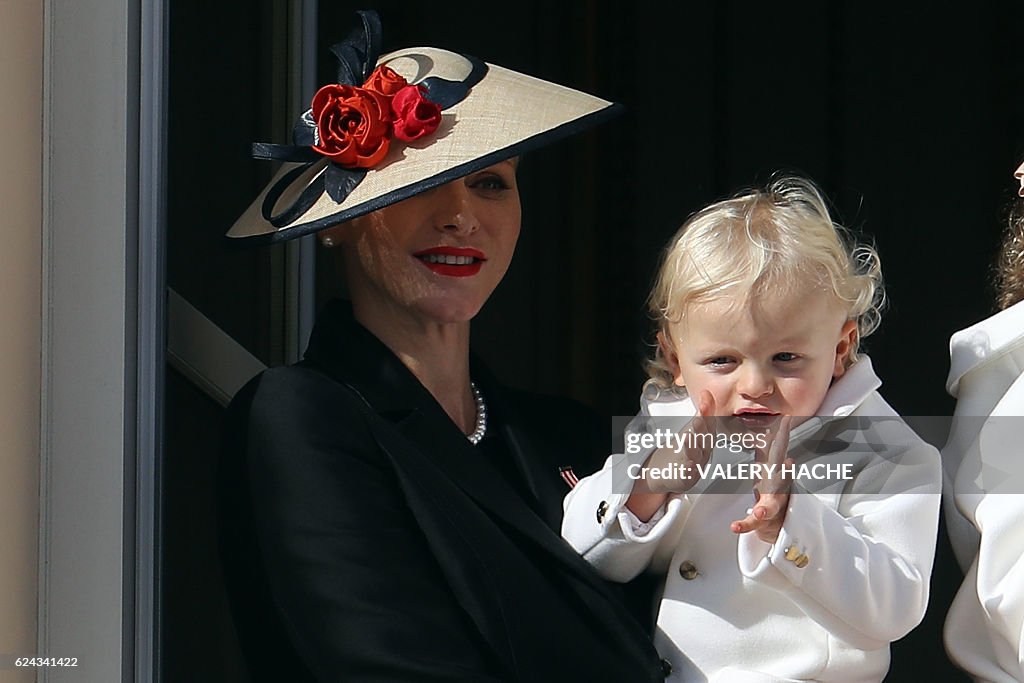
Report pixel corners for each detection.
[329,159,521,324]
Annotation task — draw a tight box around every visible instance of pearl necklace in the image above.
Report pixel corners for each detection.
[467,381,487,445]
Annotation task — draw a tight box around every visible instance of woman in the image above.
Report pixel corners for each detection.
[943,160,1024,682]
[218,11,666,682]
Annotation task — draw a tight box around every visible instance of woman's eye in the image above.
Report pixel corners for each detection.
[774,352,798,362]
[470,174,511,192]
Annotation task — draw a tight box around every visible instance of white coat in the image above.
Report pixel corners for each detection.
[562,358,942,682]
[943,300,1024,682]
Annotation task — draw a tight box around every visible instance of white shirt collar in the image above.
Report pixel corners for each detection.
[947,299,1024,397]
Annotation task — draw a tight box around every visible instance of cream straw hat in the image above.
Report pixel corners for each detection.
[227,10,621,244]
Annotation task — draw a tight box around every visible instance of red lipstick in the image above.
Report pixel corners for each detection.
[413,246,486,277]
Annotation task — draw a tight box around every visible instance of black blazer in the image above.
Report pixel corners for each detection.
[219,300,664,682]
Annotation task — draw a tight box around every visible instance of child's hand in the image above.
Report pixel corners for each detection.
[627,391,718,521]
[646,391,718,494]
[730,416,793,544]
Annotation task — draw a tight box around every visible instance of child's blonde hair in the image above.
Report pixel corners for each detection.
[646,175,884,388]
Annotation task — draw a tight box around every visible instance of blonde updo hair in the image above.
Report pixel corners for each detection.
[646,175,884,388]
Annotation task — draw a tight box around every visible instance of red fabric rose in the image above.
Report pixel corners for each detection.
[390,85,442,142]
[364,65,408,97]
[310,83,393,168]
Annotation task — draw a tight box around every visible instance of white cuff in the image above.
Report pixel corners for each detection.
[620,504,668,537]
[737,493,820,591]
[618,496,686,543]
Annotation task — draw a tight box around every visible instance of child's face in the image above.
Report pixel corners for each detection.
[1015,160,1024,197]
[660,285,857,423]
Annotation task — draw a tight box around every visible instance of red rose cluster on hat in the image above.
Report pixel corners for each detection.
[310,65,443,169]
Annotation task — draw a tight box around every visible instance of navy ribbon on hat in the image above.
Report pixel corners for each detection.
[252,10,487,229]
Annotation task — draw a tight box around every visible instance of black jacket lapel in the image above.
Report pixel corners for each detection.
[472,366,570,531]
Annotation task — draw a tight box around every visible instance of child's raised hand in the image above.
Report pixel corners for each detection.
[730,416,793,544]
[627,391,719,521]
[645,390,718,494]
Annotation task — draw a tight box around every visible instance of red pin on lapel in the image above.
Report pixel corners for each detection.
[559,466,579,489]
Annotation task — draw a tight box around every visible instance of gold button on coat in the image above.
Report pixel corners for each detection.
[794,554,810,568]
[679,560,699,580]
[784,546,800,562]
[596,500,609,524]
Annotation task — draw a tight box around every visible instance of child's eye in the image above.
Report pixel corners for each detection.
[774,352,798,362]
[705,356,734,367]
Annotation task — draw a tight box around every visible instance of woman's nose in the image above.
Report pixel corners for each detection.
[738,366,774,399]
[430,182,479,235]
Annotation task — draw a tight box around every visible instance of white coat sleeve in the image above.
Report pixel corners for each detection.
[562,448,690,583]
[964,404,1024,677]
[736,435,942,650]
[946,348,1024,678]
[971,491,1024,678]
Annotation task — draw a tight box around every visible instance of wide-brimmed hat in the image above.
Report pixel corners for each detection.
[227,10,621,244]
